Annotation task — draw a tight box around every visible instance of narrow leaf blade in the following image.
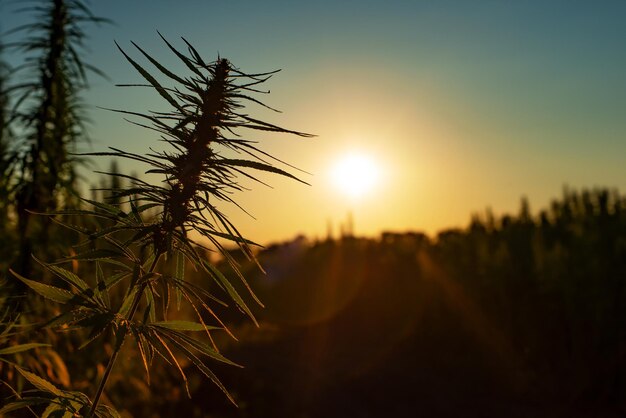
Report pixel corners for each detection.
[0,343,51,355]
[10,270,73,304]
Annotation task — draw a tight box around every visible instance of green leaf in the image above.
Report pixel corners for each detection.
[175,250,185,310]
[220,158,308,184]
[158,32,204,77]
[136,202,161,213]
[16,367,63,396]
[95,262,110,308]
[143,251,156,271]
[143,329,189,395]
[151,321,219,332]
[197,228,259,246]
[0,343,51,355]
[116,42,184,113]
[45,310,93,328]
[78,313,116,350]
[59,248,123,262]
[158,332,236,405]
[129,199,143,223]
[118,287,138,318]
[153,326,238,367]
[104,271,131,290]
[175,250,185,281]
[131,41,186,84]
[144,288,156,323]
[81,197,125,217]
[35,258,89,291]
[10,269,73,304]
[96,404,122,418]
[41,401,67,418]
[0,398,50,415]
[130,326,152,383]
[200,260,258,326]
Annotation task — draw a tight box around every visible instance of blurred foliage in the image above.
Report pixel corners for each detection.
[0,3,108,415]
[3,0,109,279]
[152,188,626,418]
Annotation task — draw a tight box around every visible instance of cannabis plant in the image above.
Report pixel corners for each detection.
[0,2,108,404]
[3,35,310,417]
[7,0,109,276]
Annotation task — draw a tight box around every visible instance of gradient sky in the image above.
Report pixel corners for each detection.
[2,0,626,244]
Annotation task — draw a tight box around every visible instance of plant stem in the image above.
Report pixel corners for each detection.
[87,254,161,417]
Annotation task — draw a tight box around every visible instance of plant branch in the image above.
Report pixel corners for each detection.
[87,252,162,417]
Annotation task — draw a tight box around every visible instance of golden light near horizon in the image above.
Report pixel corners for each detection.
[330,153,381,199]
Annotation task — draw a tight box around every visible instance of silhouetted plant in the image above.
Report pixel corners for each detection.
[0,3,109,407]
[6,0,109,277]
[2,34,310,417]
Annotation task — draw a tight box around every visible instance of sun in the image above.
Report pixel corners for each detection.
[331,153,380,198]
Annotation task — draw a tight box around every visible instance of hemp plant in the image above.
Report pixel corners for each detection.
[3,35,311,417]
[5,0,109,279]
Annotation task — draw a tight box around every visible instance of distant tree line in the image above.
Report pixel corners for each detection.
[176,188,626,418]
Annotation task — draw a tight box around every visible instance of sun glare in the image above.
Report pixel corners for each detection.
[331,153,380,198]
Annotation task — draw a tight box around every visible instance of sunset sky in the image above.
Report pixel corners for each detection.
[2,1,626,244]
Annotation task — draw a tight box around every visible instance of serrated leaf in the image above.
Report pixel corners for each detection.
[116,42,184,113]
[95,262,110,308]
[131,41,186,84]
[88,258,132,271]
[10,269,73,304]
[45,310,92,328]
[41,401,66,418]
[220,158,307,184]
[200,260,257,326]
[96,404,122,418]
[175,250,185,281]
[118,287,138,318]
[158,32,203,77]
[16,367,63,396]
[104,271,131,290]
[175,250,185,310]
[78,312,116,349]
[198,228,259,246]
[0,343,50,355]
[151,321,218,332]
[0,398,50,414]
[158,332,236,405]
[35,258,89,291]
[60,248,123,262]
[143,251,156,271]
[129,199,143,223]
[130,326,152,383]
[136,202,161,213]
[82,197,125,217]
[161,274,171,319]
[144,288,156,323]
[156,328,238,366]
[144,329,189,396]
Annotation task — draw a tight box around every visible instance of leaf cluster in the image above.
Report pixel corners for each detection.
[0,367,118,418]
[3,0,110,229]
[3,33,310,416]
